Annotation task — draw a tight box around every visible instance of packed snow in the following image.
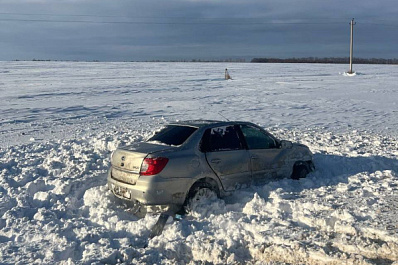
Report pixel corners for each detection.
[0,62,397,264]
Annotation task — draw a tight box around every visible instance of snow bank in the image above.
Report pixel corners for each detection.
[1,127,397,264]
[1,62,397,264]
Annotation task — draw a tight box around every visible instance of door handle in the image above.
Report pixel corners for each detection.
[251,155,259,160]
[211,159,221,164]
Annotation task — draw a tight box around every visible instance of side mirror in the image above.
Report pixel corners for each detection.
[280,140,293,149]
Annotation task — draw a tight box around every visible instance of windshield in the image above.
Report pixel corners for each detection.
[148,125,197,146]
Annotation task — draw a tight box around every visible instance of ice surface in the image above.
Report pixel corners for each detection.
[0,62,397,264]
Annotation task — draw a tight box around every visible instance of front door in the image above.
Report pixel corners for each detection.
[240,124,287,185]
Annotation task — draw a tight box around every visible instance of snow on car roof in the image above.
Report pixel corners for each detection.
[171,120,252,128]
[171,120,225,127]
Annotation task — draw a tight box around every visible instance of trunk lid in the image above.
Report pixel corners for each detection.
[111,142,176,173]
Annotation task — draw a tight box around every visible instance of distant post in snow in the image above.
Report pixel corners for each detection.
[225,68,232,80]
[348,18,356,74]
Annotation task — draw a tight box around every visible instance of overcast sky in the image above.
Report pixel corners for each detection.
[0,0,397,61]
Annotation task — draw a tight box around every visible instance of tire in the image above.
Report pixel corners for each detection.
[291,164,309,180]
[183,182,218,214]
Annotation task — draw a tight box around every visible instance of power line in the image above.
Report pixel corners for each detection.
[0,18,347,25]
[360,22,398,27]
[0,12,355,20]
[0,12,125,18]
[0,13,396,27]
[1,12,397,24]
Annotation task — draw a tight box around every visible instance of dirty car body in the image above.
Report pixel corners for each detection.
[107,120,314,212]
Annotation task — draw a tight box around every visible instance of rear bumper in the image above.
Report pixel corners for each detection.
[107,168,192,209]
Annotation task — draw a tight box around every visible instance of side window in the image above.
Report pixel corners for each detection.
[240,125,277,149]
[200,125,243,152]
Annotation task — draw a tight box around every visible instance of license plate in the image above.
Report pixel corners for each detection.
[113,186,131,199]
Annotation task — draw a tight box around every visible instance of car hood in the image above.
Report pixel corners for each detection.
[291,142,313,160]
[292,143,310,149]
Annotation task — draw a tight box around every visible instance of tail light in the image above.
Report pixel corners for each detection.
[140,157,169,176]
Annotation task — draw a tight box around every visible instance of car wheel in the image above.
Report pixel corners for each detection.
[291,164,309,180]
[183,183,218,214]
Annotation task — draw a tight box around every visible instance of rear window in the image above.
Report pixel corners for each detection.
[148,125,197,146]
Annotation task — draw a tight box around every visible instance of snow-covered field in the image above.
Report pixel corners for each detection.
[0,62,397,264]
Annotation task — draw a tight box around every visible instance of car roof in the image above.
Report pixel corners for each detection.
[170,120,254,128]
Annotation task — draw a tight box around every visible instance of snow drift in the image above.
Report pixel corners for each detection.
[0,62,397,264]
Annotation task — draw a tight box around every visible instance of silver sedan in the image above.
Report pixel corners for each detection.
[107,120,314,213]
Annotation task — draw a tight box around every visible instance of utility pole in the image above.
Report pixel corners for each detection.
[348,18,356,74]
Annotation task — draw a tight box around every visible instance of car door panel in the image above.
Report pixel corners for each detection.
[249,149,288,185]
[205,150,251,191]
[201,125,251,191]
[240,124,289,185]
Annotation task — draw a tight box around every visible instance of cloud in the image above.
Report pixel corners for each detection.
[0,0,397,60]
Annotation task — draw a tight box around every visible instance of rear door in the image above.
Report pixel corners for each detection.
[240,124,288,185]
[202,125,251,191]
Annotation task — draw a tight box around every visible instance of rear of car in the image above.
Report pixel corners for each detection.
[107,125,199,212]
